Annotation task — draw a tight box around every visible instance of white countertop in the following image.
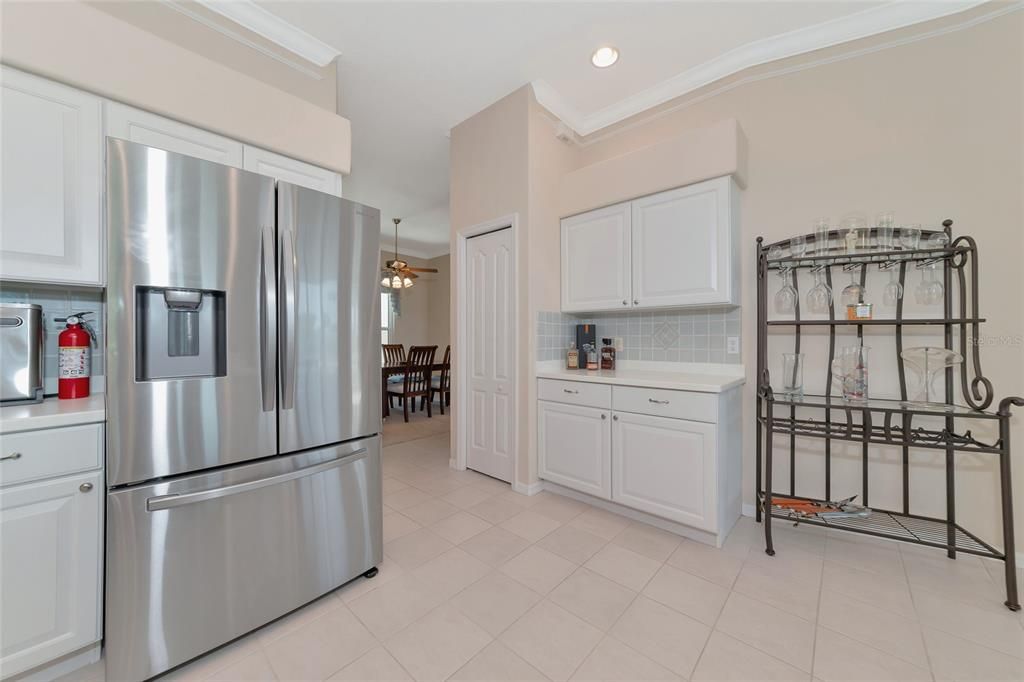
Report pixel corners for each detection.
[536,361,746,393]
[0,394,106,434]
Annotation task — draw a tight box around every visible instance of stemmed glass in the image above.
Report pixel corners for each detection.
[915,263,944,304]
[774,268,797,314]
[882,267,903,307]
[807,268,833,314]
[841,267,865,307]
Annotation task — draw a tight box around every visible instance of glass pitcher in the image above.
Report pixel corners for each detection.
[832,346,870,402]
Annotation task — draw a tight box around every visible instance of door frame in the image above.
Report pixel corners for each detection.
[452,214,521,489]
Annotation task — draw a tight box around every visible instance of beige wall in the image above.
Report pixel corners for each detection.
[450,87,531,482]
[0,1,351,173]
[451,11,1024,547]
[86,1,338,111]
[383,252,450,353]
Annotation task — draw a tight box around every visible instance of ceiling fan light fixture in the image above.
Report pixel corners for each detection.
[381,275,392,288]
[591,46,619,68]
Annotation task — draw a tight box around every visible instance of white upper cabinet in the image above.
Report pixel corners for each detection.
[243,146,342,197]
[105,102,243,167]
[561,203,631,312]
[0,68,103,285]
[560,175,739,312]
[632,176,737,308]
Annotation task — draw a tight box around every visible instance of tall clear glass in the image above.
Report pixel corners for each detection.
[832,346,870,402]
[781,353,805,398]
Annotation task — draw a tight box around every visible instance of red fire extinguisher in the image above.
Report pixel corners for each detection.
[58,312,96,400]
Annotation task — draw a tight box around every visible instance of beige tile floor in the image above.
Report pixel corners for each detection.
[66,424,1024,682]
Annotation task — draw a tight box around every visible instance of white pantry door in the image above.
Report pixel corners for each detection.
[466,228,515,482]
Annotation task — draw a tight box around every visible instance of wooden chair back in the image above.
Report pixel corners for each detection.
[404,345,437,395]
[439,345,451,392]
[382,343,405,367]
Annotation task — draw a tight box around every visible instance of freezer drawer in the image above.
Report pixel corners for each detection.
[105,437,382,682]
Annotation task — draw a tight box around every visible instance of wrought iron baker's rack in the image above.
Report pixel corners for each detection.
[755,219,1022,611]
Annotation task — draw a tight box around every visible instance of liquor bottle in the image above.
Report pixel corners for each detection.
[600,338,616,370]
[566,342,579,370]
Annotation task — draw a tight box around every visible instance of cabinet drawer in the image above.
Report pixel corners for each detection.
[0,423,103,487]
[612,386,717,423]
[538,379,611,409]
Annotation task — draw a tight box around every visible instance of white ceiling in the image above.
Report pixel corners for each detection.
[207,1,987,257]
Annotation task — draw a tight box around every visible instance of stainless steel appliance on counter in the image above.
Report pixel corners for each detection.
[0,303,43,404]
[104,140,382,681]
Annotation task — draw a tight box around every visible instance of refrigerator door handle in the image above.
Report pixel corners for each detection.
[145,448,368,511]
[259,226,277,412]
[280,228,298,410]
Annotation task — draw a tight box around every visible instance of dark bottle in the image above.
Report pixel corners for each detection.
[600,337,616,370]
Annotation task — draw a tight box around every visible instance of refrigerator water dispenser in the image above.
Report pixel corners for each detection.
[136,287,226,380]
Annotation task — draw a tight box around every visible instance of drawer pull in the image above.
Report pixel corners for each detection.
[563,389,579,394]
[1,452,22,462]
[648,398,670,405]
[79,482,94,492]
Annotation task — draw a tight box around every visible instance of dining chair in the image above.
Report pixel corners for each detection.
[382,344,406,409]
[430,345,451,415]
[387,345,437,422]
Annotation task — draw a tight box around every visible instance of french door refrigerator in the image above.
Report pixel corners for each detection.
[104,139,382,681]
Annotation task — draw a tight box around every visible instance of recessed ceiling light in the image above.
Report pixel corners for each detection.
[591,46,619,68]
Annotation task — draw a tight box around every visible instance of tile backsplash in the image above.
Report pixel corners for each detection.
[537,308,741,364]
[0,283,106,390]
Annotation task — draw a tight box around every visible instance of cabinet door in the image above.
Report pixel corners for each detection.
[243,145,342,197]
[0,471,102,677]
[631,176,737,308]
[561,203,631,312]
[612,412,717,531]
[538,401,611,499]
[0,68,103,285]
[105,102,243,167]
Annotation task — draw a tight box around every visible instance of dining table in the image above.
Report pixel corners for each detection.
[381,362,448,418]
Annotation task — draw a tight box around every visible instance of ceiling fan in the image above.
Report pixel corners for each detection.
[381,218,437,289]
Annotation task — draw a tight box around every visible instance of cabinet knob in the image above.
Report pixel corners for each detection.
[0,452,21,462]
[79,482,94,492]
[612,415,619,421]
[622,300,628,306]
[601,413,607,420]
[633,299,639,305]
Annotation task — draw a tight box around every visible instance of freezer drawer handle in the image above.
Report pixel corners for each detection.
[145,449,368,512]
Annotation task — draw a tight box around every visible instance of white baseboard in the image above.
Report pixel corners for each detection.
[542,481,725,548]
[12,642,101,682]
[512,480,543,496]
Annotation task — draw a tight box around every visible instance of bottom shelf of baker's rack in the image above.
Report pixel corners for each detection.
[760,492,1003,559]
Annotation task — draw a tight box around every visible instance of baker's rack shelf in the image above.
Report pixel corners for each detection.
[755,219,1023,611]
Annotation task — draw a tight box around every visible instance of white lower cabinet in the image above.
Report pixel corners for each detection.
[0,470,102,677]
[536,378,739,543]
[538,401,611,499]
[611,412,717,531]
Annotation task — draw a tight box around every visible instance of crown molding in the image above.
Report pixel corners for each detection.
[159,0,325,80]
[533,0,992,137]
[196,0,340,67]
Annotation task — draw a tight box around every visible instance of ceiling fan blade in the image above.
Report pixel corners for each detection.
[405,267,439,273]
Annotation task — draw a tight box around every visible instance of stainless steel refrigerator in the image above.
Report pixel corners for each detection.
[104,140,383,681]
